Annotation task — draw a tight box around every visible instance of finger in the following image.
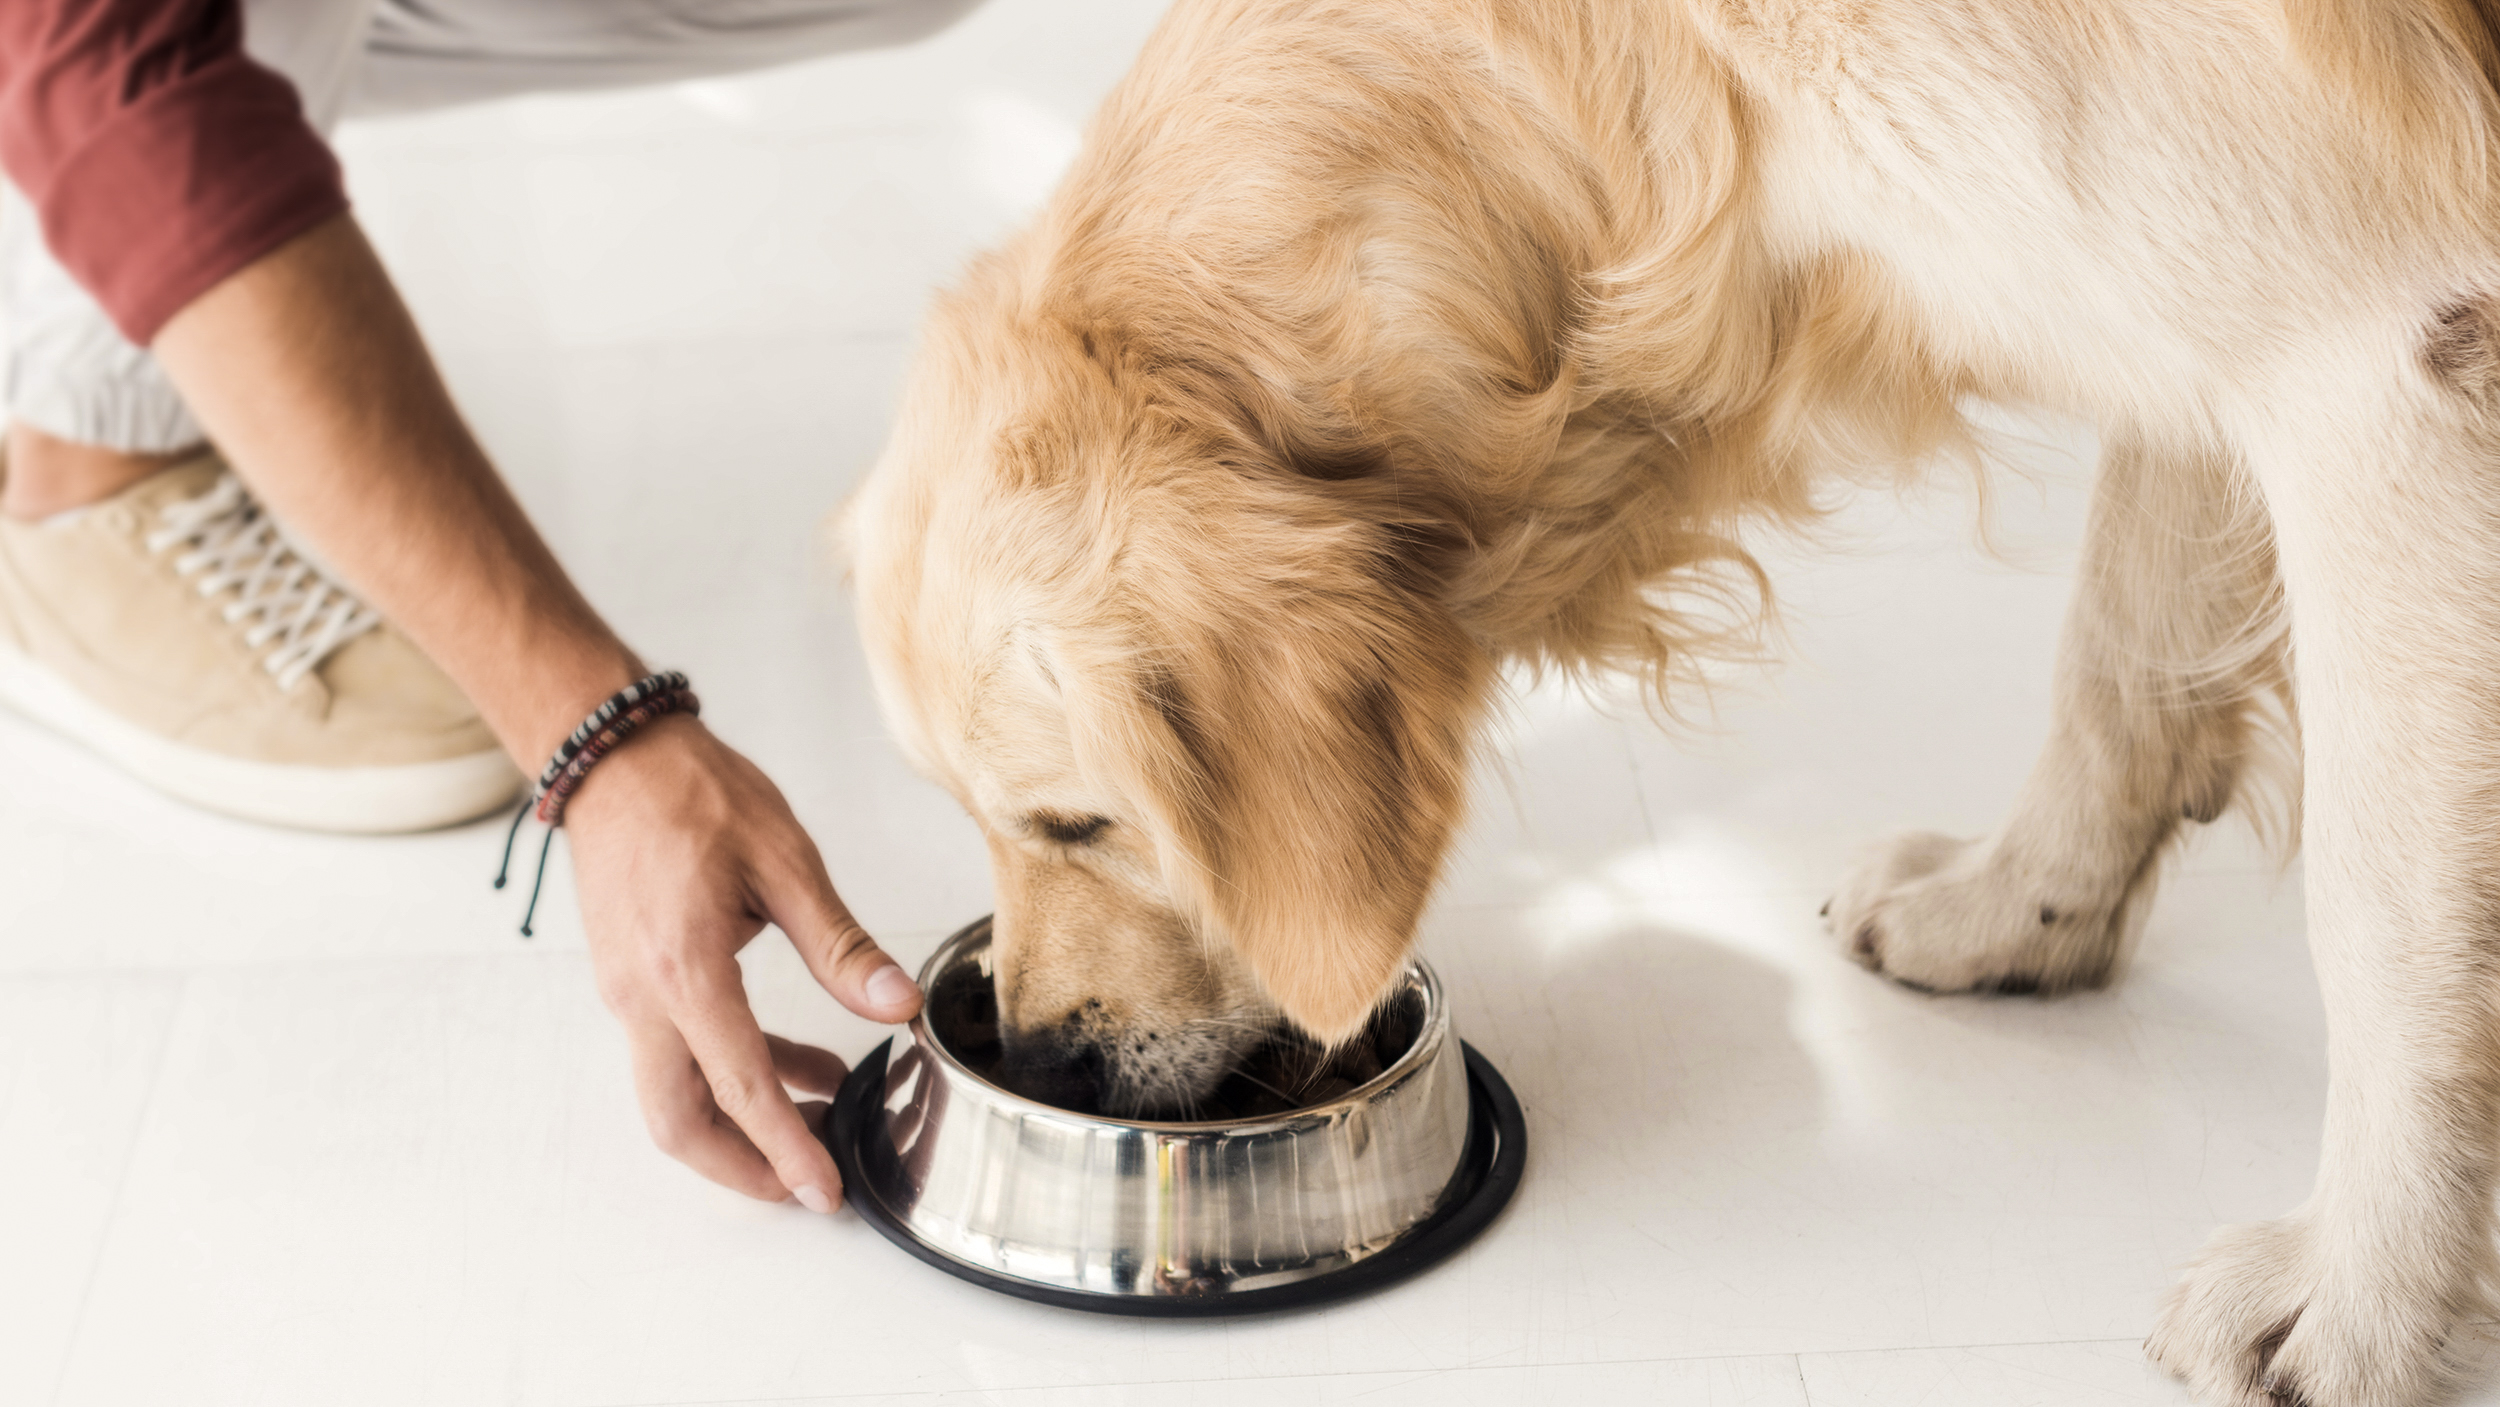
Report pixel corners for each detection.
[762,844,922,1024]
[624,1017,787,1202]
[767,1033,850,1100]
[670,952,847,1213]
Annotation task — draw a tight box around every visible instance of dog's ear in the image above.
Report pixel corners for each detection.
[1073,481,1491,1044]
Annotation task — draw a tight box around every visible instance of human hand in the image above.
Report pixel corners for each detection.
[152,221,914,1204]
[563,714,921,1209]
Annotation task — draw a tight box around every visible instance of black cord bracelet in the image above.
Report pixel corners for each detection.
[538,670,690,791]
[494,670,700,937]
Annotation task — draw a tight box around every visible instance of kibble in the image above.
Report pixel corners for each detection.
[924,963,1421,1120]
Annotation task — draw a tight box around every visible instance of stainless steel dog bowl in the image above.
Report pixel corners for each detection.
[825,917,1525,1314]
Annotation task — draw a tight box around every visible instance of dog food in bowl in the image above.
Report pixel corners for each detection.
[920,954,1425,1120]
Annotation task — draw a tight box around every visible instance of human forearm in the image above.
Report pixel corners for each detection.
[150,212,635,768]
[147,210,920,1210]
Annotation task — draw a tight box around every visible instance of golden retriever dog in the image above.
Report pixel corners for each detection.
[843,1,2500,1401]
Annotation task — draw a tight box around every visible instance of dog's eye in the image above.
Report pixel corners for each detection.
[1032,813,1112,846]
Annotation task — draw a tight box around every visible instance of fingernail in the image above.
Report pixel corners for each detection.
[794,1183,835,1215]
[868,964,920,1011]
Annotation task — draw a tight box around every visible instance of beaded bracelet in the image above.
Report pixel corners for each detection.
[495,670,702,936]
[538,685,699,824]
[534,670,687,784]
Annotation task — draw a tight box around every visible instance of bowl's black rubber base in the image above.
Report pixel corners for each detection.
[824,1038,1528,1317]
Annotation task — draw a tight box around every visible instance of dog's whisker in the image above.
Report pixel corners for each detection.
[1227,1067,1298,1103]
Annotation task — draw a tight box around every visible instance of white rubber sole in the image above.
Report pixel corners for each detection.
[0,643,521,834]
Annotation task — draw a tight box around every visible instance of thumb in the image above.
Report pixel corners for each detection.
[766,852,922,1023]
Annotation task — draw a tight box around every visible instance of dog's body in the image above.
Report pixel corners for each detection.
[847,3,2500,1401]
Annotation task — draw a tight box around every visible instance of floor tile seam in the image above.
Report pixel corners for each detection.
[0,946,594,987]
[1426,890,1827,917]
[341,123,936,170]
[1423,857,2284,915]
[1794,1332,2158,1405]
[538,328,924,362]
[44,969,192,1407]
[536,326,914,362]
[1798,1333,2151,1359]
[0,919,972,980]
[1419,888,1877,920]
[0,966,215,989]
[481,115,947,159]
[1615,715,1669,861]
[574,1347,1939,1407]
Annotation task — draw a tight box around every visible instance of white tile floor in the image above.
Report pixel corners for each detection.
[2,2,2488,1404]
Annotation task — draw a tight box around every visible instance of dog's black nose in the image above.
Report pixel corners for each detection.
[993,1028,1108,1113]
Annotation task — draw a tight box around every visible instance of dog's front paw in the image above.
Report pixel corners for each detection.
[1824,830,2140,995]
[2148,1216,2474,1407]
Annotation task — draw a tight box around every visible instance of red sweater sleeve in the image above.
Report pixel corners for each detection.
[0,0,349,344]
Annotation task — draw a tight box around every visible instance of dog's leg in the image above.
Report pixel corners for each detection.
[2137,363,2500,1407]
[1827,431,2284,995]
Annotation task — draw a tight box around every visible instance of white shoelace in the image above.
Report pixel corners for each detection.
[145,473,381,690]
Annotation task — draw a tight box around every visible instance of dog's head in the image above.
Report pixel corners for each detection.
[842,259,1490,1116]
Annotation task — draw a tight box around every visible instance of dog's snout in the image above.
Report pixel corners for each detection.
[995,1025,1109,1112]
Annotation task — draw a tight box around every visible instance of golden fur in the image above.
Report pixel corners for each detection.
[846,3,2500,1402]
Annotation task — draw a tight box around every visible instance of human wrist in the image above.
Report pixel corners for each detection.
[556,710,709,827]
[483,634,649,774]
[528,671,701,824]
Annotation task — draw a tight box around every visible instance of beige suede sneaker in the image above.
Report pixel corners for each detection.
[0,451,521,832]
